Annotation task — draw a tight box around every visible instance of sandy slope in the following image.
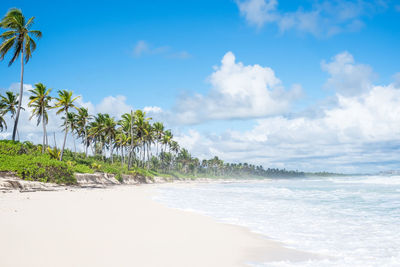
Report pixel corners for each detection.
[0,185,315,267]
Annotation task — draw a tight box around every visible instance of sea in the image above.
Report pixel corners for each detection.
[154,175,400,266]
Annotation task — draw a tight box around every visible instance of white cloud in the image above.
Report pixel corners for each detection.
[236,0,388,36]
[133,40,191,59]
[143,106,163,114]
[177,83,400,172]
[172,51,301,124]
[172,51,400,173]
[94,95,132,118]
[133,40,149,57]
[236,0,279,27]
[321,51,375,96]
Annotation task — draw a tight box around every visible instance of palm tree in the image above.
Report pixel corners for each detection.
[153,122,164,158]
[28,83,52,152]
[0,8,42,141]
[161,130,173,154]
[62,112,78,153]
[53,90,80,160]
[102,114,117,163]
[0,91,23,140]
[75,107,91,157]
[115,130,129,166]
[89,113,107,158]
[120,111,136,169]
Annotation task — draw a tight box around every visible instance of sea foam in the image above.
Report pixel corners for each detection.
[155,176,400,266]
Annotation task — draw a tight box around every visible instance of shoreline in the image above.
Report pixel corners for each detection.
[0,183,318,267]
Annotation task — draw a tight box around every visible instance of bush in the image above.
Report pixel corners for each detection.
[0,140,77,184]
[0,154,76,184]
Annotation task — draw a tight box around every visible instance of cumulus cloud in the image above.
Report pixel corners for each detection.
[172,51,301,124]
[321,51,376,96]
[94,95,132,117]
[172,51,400,173]
[176,83,400,173]
[133,40,191,59]
[236,0,388,36]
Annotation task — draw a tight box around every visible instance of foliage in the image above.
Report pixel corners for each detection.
[0,140,76,184]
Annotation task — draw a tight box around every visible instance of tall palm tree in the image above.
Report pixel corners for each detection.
[0,8,42,141]
[115,130,129,166]
[161,130,173,153]
[62,112,78,153]
[120,111,136,169]
[76,107,92,157]
[53,90,80,160]
[89,113,107,158]
[0,91,23,140]
[153,122,164,158]
[28,83,52,152]
[102,114,117,163]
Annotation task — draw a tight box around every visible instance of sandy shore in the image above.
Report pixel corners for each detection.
[0,185,316,267]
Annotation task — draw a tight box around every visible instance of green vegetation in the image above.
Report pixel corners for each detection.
[0,140,76,184]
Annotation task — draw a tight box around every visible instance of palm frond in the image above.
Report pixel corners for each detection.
[0,36,15,60]
[0,30,16,40]
[29,30,42,38]
[25,16,34,29]
[8,38,22,66]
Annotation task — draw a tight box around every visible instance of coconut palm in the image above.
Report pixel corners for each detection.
[153,122,164,158]
[28,83,52,152]
[53,90,80,160]
[120,111,136,169]
[62,112,78,153]
[115,130,129,166]
[161,130,172,153]
[0,8,42,141]
[0,91,23,140]
[102,114,117,163]
[89,113,107,158]
[75,107,92,157]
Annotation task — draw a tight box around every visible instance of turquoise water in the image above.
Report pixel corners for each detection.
[155,176,400,266]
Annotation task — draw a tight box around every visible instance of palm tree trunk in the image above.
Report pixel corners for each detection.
[45,131,48,147]
[73,135,76,154]
[42,115,46,153]
[121,147,124,167]
[110,140,114,164]
[84,125,88,157]
[60,124,68,161]
[53,132,57,148]
[12,49,24,141]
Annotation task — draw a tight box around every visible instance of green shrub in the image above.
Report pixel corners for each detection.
[72,164,94,174]
[0,154,76,184]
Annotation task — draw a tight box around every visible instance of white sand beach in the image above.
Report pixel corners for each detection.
[0,185,315,267]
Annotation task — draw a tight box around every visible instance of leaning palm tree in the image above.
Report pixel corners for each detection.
[28,83,52,152]
[0,91,23,140]
[0,8,42,141]
[53,90,80,161]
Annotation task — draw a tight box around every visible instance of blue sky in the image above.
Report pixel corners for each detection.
[1,0,400,172]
